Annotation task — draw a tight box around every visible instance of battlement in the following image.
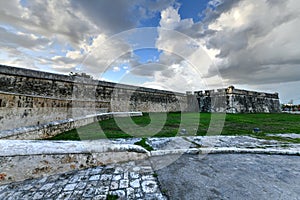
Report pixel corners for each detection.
[194,86,279,99]
[0,65,186,133]
[192,86,280,113]
[0,65,281,136]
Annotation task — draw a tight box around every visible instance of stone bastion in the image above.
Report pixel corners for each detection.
[0,65,284,185]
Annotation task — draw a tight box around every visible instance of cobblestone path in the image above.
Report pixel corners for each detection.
[0,160,165,200]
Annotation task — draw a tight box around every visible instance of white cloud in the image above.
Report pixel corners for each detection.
[0,0,173,73]
[159,6,193,30]
[141,62,211,92]
[137,6,223,92]
[112,66,121,72]
[205,0,300,85]
[0,0,299,103]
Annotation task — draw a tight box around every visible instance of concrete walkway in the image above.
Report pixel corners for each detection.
[156,154,300,200]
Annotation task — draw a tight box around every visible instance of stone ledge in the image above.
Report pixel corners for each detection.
[1,135,299,185]
[0,140,150,185]
[0,64,185,96]
[0,140,149,156]
[150,147,300,157]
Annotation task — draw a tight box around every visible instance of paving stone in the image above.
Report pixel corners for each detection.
[130,179,140,188]
[95,186,109,196]
[132,166,140,172]
[80,176,89,181]
[130,172,139,179]
[123,171,129,180]
[32,191,45,199]
[70,190,83,199]
[63,183,77,191]
[55,179,69,188]
[83,188,96,198]
[141,174,155,181]
[57,191,73,200]
[89,174,101,181]
[21,192,35,199]
[114,167,124,174]
[119,179,129,189]
[134,190,144,199]
[39,182,55,190]
[46,174,60,181]
[0,191,11,200]
[126,187,135,199]
[112,174,122,181]
[92,194,107,200]
[0,185,8,191]
[100,174,112,181]
[43,188,60,198]
[68,175,80,183]
[98,179,111,186]
[20,184,34,190]
[110,181,119,190]
[37,176,48,184]
[90,167,103,175]
[142,180,158,193]
[76,181,87,190]
[144,193,166,200]
[46,186,63,196]
[7,191,24,200]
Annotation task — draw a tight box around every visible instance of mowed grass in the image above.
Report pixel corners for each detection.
[48,112,300,142]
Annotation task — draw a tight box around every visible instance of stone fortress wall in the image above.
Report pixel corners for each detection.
[190,85,281,113]
[0,65,284,187]
[0,65,186,132]
[0,65,281,136]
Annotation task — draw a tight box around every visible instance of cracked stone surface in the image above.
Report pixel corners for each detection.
[111,135,300,152]
[0,160,166,200]
[156,153,300,200]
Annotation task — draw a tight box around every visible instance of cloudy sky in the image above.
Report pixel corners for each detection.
[0,0,299,104]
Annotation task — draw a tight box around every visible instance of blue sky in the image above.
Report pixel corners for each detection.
[0,0,300,103]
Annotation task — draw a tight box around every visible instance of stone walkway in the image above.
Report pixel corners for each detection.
[0,160,165,200]
[1,135,300,199]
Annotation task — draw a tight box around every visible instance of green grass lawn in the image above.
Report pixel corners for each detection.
[48,112,300,142]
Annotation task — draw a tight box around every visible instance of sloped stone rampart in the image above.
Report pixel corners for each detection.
[0,65,186,132]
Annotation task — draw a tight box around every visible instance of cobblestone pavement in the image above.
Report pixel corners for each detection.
[0,160,166,200]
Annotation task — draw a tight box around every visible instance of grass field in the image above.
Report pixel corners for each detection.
[48,112,300,143]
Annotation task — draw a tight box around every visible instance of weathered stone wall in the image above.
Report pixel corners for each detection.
[195,86,281,113]
[0,65,281,134]
[0,140,149,184]
[0,65,186,132]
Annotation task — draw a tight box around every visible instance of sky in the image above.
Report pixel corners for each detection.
[0,0,300,104]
